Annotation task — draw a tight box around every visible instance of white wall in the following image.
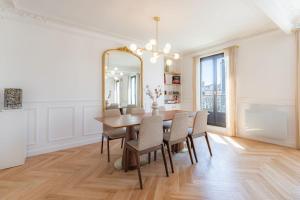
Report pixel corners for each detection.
[180,30,297,147]
[0,11,165,156]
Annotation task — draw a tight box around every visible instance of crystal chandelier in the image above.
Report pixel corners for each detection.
[128,16,180,65]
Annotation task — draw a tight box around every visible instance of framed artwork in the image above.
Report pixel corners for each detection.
[4,88,22,109]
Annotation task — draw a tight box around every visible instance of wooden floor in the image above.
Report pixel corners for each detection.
[1,134,300,200]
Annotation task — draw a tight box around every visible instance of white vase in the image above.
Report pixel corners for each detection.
[152,101,159,115]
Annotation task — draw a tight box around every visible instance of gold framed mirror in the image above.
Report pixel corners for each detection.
[102,47,143,112]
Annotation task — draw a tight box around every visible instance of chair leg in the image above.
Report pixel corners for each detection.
[121,138,124,149]
[186,138,194,164]
[205,132,213,157]
[125,146,128,172]
[107,138,110,162]
[148,152,151,164]
[161,144,169,177]
[101,135,104,154]
[166,143,174,173]
[154,150,157,161]
[134,151,143,189]
[189,135,198,163]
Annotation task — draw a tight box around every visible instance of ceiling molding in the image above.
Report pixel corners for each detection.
[0,4,141,45]
[250,0,294,33]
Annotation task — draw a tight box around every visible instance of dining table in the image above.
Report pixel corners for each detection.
[95,110,193,170]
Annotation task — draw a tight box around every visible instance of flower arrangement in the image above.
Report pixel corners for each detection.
[145,85,163,115]
[145,85,162,102]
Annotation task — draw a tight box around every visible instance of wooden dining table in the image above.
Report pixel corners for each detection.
[95,110,193,170]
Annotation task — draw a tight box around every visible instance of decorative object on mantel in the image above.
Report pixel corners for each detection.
[145,85,162,115]
[4,88,22,109]
[129,16,180,64]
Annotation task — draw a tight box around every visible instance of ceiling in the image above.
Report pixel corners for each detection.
[9,0,299,53]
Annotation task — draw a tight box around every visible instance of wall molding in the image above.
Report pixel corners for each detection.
[47,106,76,142]
[27,136,101,157]
[0,5,137,45]
[24,107,38,146]
[82,104,102,136]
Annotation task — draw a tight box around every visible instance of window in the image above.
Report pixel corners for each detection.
[200,53,226,127]
[130,76,137,105]
[114,80,120,105]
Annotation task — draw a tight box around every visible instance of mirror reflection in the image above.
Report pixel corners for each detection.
[104,49,143,111]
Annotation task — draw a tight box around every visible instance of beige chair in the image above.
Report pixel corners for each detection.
[124,115,169,189]
[125,104,137,114]
[129,107,145,115]
[163,112,193,173]
[159,106,172,132]
[188,111,212,163]
[101,109,126,162]
[106,103,119,110]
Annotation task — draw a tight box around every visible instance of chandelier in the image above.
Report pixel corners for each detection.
[128,16,180,65]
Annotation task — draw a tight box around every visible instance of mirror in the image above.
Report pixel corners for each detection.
[102,47,143,112]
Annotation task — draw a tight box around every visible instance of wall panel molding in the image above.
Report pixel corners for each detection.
[82,104,102,136]
[47,106,76,142]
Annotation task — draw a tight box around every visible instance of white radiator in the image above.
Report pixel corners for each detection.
[238,103,288,140]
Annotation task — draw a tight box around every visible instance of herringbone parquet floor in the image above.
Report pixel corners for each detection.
[1,134,300,200]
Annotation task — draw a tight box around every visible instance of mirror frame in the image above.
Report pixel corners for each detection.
[102,46,144,112]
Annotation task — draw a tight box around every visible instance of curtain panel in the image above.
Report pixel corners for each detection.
[296,30,300,149]
[224,46,238,137]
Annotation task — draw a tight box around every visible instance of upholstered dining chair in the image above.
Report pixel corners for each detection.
[106,103,119,110]
[129,107,145,115]
[101,109,126,162]
[125,104,137,114]
[159,106,172,132]
[124,115,169,189]
[163,112,193,173]
[188,110,212,163]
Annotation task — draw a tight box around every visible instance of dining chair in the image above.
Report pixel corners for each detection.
[159,106,172,132]
[188,110,212,163]
[101,109,126,162]
[124,115,169,189]
[129,107,145,115]
[126,104,137,114]
[106,103,119,110]
[163,112,193,173]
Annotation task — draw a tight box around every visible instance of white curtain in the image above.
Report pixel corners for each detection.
[296,30,300,149]
[224,46,238,137]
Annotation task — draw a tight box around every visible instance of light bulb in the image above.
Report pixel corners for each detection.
[173,53,180,60]
[136,48,143,56]
[166,59,173,66]
[111,71,115,75]
[114,67,118,71]
[163,48,170,54]
[150,56,157,63]
[145,42,153,51]
[150,39,157,45]
[164,43,171,50]
[129,43,137,51]
[120,72,124,76]
[114,77,118,80]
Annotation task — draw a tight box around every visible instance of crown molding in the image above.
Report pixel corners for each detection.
[0,4,141,45]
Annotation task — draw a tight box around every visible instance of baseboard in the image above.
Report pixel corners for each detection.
[26,136,102,157]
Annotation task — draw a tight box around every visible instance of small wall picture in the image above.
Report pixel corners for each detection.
[4,88,22,109]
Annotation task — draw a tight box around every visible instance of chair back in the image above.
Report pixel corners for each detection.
[129,107,145,115]
[126,104,137,114]
[192,111,208,135]
[104,109,121,117]
[107,103,119,110]
[170,112,189,141]
[138,115,163,150]
[103,109,121,132]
